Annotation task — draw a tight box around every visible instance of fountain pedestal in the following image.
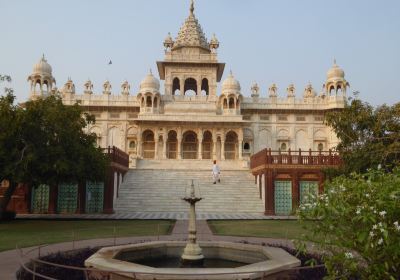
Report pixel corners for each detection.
[181,181,204,267]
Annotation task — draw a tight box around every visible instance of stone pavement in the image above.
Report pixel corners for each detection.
[0,220,295,280]
[17,212,296,220]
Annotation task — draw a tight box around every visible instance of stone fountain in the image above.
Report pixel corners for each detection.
[180,180,204,267]
[85,180,301,279]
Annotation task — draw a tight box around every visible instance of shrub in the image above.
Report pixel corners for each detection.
[296,167,400,279]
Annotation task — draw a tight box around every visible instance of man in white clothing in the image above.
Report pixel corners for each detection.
[212,160,220,184]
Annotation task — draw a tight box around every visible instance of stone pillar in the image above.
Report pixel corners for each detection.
[238,139,243,160]
[163,137,167,159]
[180,78,185,95]
[197,78,201,96]
[177,135,182,159]
[154,139,159,159]
[198,135,203,160]
[221,140,225,160]
[212,135,217,160]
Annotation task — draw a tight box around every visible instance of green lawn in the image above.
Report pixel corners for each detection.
[0,219,174,252]
[208,220,311,240]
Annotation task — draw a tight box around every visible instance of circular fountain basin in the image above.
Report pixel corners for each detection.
[85,241,300,280]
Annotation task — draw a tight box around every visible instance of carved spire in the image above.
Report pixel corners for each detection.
[190,0,194,15]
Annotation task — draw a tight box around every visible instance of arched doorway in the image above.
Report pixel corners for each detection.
[142,130,155,159]
[167,130,177,159]
[182,131,198,159]
[202,131,212,159]
[225,131,238,160]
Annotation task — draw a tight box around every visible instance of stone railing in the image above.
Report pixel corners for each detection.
[250,148,341,170]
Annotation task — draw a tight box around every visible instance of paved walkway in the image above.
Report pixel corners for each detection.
[17,212,296,220]
[0,220,294,280]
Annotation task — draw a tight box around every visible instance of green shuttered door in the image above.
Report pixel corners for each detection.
[86,182,104,213]
[274,181,292,215]
[300,181,319,204]
[57,183,78,213]
[32,184,49,213]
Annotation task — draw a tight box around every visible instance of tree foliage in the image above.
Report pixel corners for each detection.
[0,76,108,216]
[325,98,400,174]
[296,168,400,279]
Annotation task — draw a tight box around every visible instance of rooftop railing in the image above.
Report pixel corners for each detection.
[103,146,129,168]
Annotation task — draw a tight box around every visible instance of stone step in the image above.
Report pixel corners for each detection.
[114,169,264,214]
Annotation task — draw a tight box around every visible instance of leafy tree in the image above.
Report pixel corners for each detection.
[296,168,400,279]
[325,98,400,174]
[0,77,108,217]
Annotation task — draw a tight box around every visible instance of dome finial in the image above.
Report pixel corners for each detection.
[333,58,337,65]
[190,0,194,14]
[149,68,152,75]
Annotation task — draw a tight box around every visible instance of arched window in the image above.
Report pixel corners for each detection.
[244,142,250,151]
[223,99,228,109]
[184,78,197,96]
[201,78,209,95]
[318,143,324,151]
[329,86,335,95]
[146,96,152,107]
[202,131,212,159]
[129,141,136,149]
[142,130,155,158]
[167,130,177,159]
[182,131,198,159]
[154,97,158,108]
[172,77,180,95]
[336,85,342,96]
[225,131,238,160]
[280,143,287,151]
[229,97,235,109]
[141,97,145,106]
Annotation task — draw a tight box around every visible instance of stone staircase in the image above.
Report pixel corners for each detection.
[114,169,264,215]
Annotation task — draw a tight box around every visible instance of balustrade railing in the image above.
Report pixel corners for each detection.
[104,146,129,167]
[250,148,341,170]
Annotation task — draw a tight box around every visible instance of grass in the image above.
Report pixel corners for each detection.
[0,219,175,252]
[208,220,312,240]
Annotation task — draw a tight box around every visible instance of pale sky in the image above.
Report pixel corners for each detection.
[1,0,399,105]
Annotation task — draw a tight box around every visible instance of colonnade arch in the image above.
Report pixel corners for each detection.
[139,129,243,160]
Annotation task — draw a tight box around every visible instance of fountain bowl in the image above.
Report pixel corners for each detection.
[85,241,300,280]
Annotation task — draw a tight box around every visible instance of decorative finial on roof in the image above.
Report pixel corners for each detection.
[190,0,194,14]
[230,70,233,76]
[149,68,152,75]
[333,58,337,65]
[41,53,47,62]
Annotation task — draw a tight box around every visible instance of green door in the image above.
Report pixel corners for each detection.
[274,181,292,215]
[85,182,104,213]
[57,183,78,213]
[300,181,319,204]
[32,184,49,213]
